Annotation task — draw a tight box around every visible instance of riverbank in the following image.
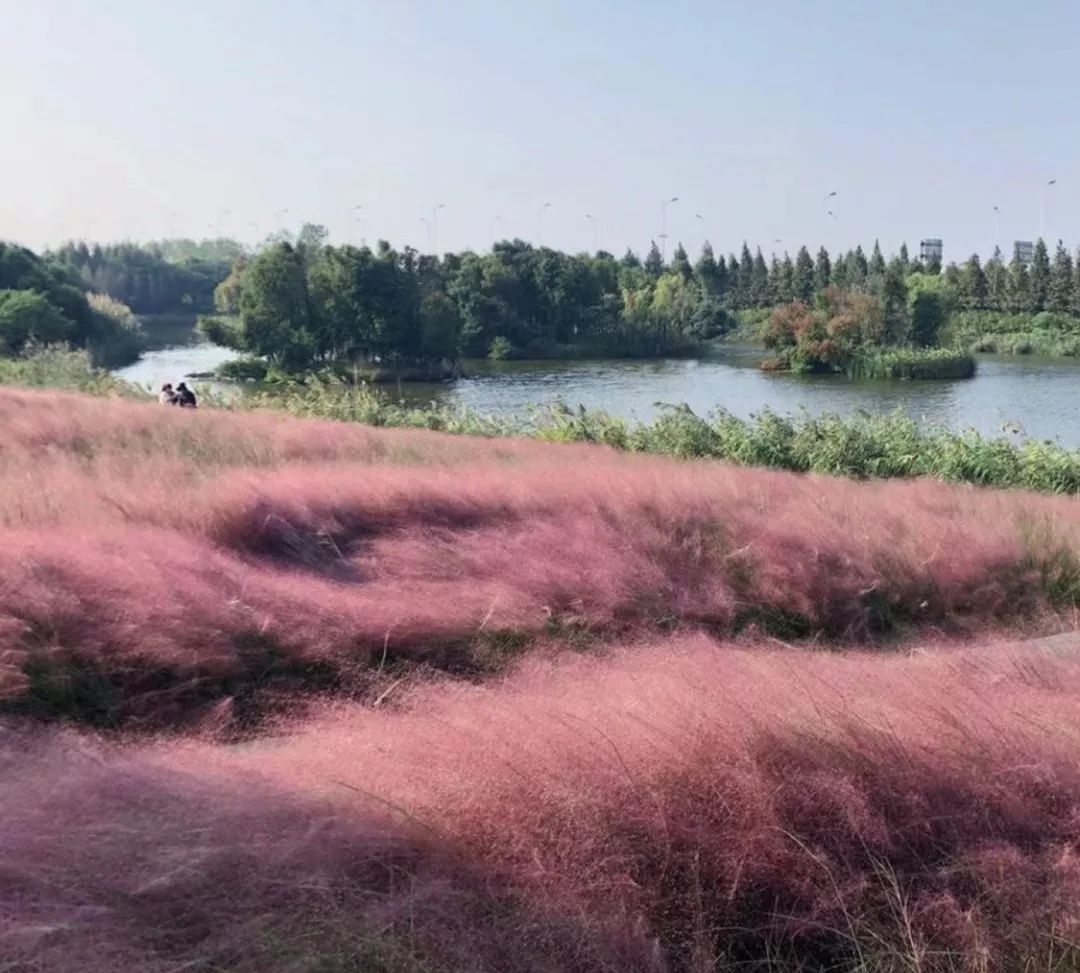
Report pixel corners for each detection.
[4,347,1078,492]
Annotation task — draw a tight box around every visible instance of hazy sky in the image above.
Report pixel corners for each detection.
[4,0,1078,261]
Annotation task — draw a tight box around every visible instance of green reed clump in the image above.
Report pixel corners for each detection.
[0,346,138,396]
[848,348,976,380]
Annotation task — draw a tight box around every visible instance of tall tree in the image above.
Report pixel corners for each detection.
[694,242,719,295]
[238,242,316,370]
[643,241,664,277]
[869,240,887,278]
[736,242,755,308]
[986,247,1008,311]
[1008,244,1033,313]
[960,254,988,310]
[1030,238,1051,311]
[849,245,869,285]
[1074,248,1080,314]
[898,243,911,273]
[774,254,795,304]
[620,248,641,269]
[882,258,909,342]
[671,243,693,282]
[792,246,815,303]
[751,248,770,306]
[714,254,729,302]
[813,247,832,294]
[1049,241,1074,313]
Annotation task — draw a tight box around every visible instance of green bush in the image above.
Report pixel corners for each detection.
[0,346,137,395]
[217,357,270,382]
[487,336,515,360]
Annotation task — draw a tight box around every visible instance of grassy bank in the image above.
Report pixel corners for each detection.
[4,384,1080,732]
[3,348,1080,495]
[6,385,1080,971]
[236,378,1080,494]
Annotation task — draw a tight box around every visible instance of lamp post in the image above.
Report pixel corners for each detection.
[993,205,1000,248]
[660,196,679,260]
[537,202,552,244]
[346,204,363,245]
[431,203,446,253]
[585,213,598,252]
[1040,179,1057,240]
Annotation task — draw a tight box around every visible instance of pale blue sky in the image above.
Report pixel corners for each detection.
[3,0,1078,261]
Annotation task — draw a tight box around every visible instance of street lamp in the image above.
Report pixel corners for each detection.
[660,196,679,259]
[432,203,446,253]
[537,202,552,243]
[1040,179,1057,240]
[345,204,363,245]
[993,205,1000,247]
[585,213,598,252]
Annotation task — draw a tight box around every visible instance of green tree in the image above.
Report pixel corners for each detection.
[643,241,664,277]
[694,242,719,296]
[898,243,911,272]
[849,245,869,285]
[751,248,770,305]
[1030,238,1051,311]
[0,289,71,353]
[238,243,316,370]
[1008,245,1033,313]
[909,290,945,347]
[814,247,831,294]
[882,259,909,342]
[1049,241,1074,313]
[986,247,1008,311]
[774,254,795,304]
[714,255,729,302]
[793,246,815,302]
[620,249,641,269]
[736,242,754,308]
[671,243,693,282]
[869,240,886,278]
[419,291,462,361]
[960,254,988,310]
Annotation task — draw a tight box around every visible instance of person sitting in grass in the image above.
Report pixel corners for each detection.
[159,383,178,406]
[174,382,197,408]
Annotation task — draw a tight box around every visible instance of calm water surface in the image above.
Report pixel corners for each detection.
[115,319,1080,447]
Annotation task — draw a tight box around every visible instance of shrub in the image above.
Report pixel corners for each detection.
[488,335,514,360]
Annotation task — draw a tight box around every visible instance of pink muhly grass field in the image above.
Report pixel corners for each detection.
[5,637,1080,971]
[3,387,1080,727]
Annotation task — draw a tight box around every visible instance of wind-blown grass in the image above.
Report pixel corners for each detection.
[3,386,1080,728]
[7,638,1080,971]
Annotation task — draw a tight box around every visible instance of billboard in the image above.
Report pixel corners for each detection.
[920,238,943,262]
[1015,240,1034,265]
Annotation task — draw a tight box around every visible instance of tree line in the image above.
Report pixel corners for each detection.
[51,240,240,315]
[201,230,732,374]
[200,228,1080,375]
[0,242,141,365]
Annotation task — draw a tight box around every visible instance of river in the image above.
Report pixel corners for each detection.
[114,318,1080,447]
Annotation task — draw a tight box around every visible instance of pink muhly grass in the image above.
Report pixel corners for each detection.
[6,638,1080,970]
[4,387,1080,726]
